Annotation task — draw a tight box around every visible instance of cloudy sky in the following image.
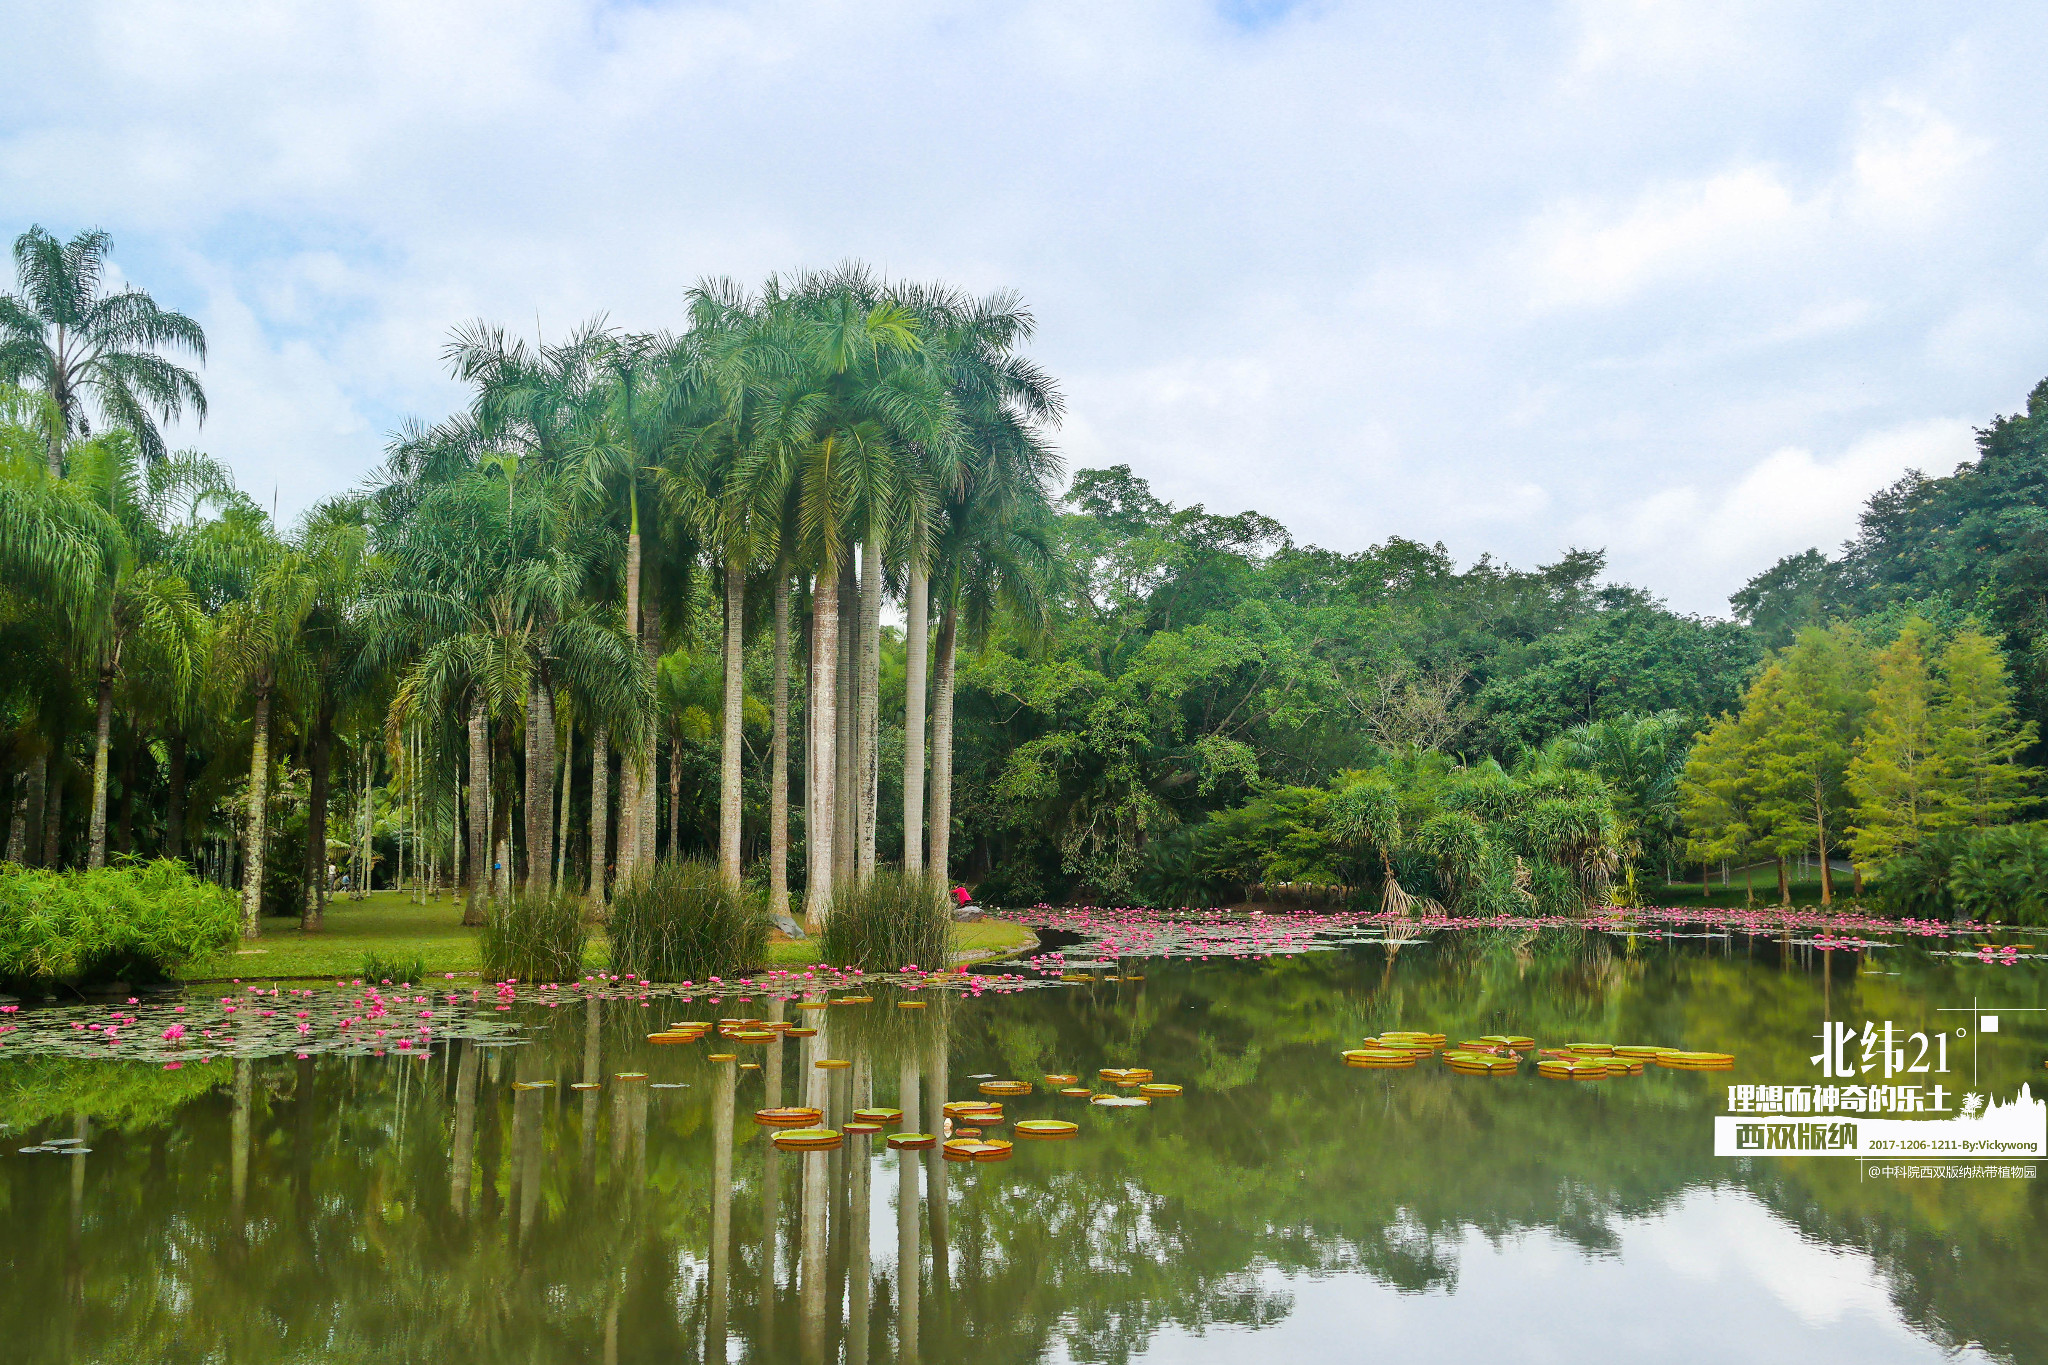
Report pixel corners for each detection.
[7,1,2047,613]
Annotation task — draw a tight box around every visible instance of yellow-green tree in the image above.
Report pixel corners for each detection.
[1929,623,2037,827]
[1846,618,1942,871]
[1749,625,1871,904]
[1680,704,1762,898]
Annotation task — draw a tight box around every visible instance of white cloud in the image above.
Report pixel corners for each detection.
[1589,416,1977,601]
[4,0,2046,614]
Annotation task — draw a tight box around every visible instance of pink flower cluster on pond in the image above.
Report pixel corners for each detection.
[995,902,2026,971]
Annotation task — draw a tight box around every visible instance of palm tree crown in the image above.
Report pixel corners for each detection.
[0,226,207,474]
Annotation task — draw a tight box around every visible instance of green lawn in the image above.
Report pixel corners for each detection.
[181,890,1036,983]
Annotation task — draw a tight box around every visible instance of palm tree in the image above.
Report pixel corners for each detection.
[904,286,1062,877]
[762,268,956,903]
[665,279,792,886]
[565,331,681,890]
[62,435,214,867]
[208,520,314,938]
[291,498,374,929]
[0,227,207,475]
[926,411,1062,885]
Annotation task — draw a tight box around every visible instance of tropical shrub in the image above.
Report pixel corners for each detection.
[0,859,237,989]
[607,857,771,981]
[480,890,589,982]
[1870,826,2048,923]
[1138,758,1625,915]
[822,868,952,972]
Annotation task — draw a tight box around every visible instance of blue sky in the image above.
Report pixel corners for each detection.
[7,1,2047,612]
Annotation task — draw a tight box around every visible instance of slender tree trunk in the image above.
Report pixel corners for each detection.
[491,721,513,902]
[902,568,929,875]
[588,726,610,910]
[619,516,643,886]
[928,606,959,886]
[719,557,746,883]
[856,535,882,880]
[465,701,490,926]
[302,709,331,931]
[770,577,792,920]
[556,712,572,892]
[640,603,660,872]
[86,668,114,869]
[41,746,64,869]
[617,744,639,888]
[806,563,840,929]
[834,556,857,887]
[4,751,35,864]
[1775,856,1789,906]
[524,680,555,894]
[1818,802,1835,908]
[240,686,273,938]
[667,731,681,858]
[163,736,185,862]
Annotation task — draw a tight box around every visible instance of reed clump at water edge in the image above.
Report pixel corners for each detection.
[606,857,771,982]
[821,868,953,972]
[480,891,590,982]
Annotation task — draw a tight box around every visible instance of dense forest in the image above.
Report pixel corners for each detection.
[2,225,2044,923]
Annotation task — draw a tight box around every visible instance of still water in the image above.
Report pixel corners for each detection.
[4,929,2045,1364]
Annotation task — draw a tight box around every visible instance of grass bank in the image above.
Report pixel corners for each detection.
[179,891,1034,983]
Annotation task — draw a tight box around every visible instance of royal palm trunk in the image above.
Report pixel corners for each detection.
[464,700,490,926]
[901,567,929,875]
[834,557,857,886]
[719,558,746,883]
[523,680,555,893]
[928,606,959,886]
[805,563,840,929]
[770,577,792,919]
[86,666,115,868]
[856,535,882,880]
[588,726,609,909]
[239,685,273,938]
[302,707,331,931]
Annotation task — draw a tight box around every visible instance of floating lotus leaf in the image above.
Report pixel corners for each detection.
[887,1133,937,1150]
[1044,1073,1081,1085]
[1536,1059,1609,1079]
[772,1128,843,1151]
[852,1107,902,1124]
[1137,1083,1182,1097]
[1014,1119,1079,1138]
[754,1106,824,1128]
[815,1058,851,1069]
[980,1080,1032,1096]
[1091,1095,1150,1107]
[897,1001,927,1009]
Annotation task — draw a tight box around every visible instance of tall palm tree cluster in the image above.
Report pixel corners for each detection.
[0,226,1065,939]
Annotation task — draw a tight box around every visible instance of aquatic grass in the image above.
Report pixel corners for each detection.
[0,860,237,990]
[606,857,771,982]
[358,950,427,985]
[480,891,589,982]
[821,868,953,972]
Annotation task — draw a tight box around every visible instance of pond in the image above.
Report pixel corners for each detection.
[3,918,2045,1364]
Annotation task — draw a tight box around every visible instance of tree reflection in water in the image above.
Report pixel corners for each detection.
[1,933,2045,1364]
